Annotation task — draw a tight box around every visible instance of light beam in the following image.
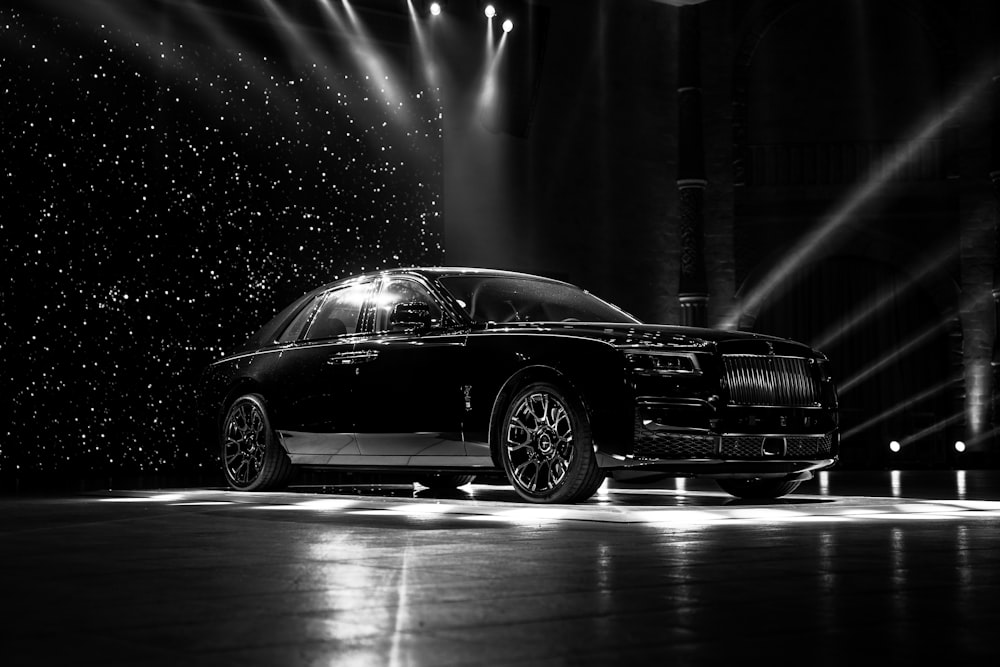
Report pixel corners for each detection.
[838,315,953,395]
[811,244,956,351]
[723,69,996,331]
[841,377,955,442]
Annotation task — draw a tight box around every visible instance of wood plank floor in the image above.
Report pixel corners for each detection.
[3,470,999,666]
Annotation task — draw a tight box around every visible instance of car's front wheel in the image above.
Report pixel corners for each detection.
[716,477,802,499]
[499,382,604,503]
[221,394,292,491]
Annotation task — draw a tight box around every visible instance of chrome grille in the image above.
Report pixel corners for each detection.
[723,354,822,407]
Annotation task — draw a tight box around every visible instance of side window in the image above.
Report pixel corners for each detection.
[276,295,321,343]
[303,282,370,341]
[374,278,444,333]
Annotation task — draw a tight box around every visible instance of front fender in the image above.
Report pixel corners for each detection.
[466,335,635,464]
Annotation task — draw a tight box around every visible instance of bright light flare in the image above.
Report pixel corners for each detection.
[484,4,496,19]
[502,18,513,33]
[954,440,967,453]
[889,440,902,453]
[430,2,442,15]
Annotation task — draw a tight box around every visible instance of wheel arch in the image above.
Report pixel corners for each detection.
[486,365,593,467]
[215,379,282,452]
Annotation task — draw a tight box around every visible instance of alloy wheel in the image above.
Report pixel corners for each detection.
[504,390,576,495]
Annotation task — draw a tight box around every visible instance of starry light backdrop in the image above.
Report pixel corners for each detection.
[2,5,443,481]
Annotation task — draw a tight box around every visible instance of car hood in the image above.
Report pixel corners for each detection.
[473,321,824,358]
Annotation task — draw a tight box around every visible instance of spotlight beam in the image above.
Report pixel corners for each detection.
[476,30,508,114]
[485,13,495,62]
[811,244,956,351]
[841,377,955,441]
[259,0,333,71]
[838,315,953,395]
[405,0,440,91]
[722,69,996,331]
[900,411,966,447]
[965,424,1000,448]
[319,0,409,120]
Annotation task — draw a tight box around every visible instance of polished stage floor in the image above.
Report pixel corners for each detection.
[3,470,1000,666]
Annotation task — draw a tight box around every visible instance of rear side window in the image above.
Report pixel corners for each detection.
[303,282,371,340]
[276,295,322,343]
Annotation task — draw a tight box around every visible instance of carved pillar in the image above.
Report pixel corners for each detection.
[990,73,1000,455]
[677,5,708,327]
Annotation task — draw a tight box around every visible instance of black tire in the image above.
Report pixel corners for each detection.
[716,477,802,499]
[415,474,476,490]
[499,382,604,503]
[221,394,292,491]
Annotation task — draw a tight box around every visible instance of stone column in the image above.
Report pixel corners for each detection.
[990,73,1000,455]
[677,4,708,327]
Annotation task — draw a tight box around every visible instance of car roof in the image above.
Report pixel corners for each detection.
[320,266,574,291]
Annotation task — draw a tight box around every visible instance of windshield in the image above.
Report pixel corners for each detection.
[439,275,640,325]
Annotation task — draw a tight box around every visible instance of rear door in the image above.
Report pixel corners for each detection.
[260,279,372,464]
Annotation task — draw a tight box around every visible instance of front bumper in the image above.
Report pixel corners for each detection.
[594,414,840,476]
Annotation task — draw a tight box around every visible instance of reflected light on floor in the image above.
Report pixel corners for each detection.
[99,493,186,503]
[87,485,1000,526]
[818,470,830,495]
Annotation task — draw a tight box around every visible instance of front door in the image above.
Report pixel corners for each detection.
[353,277,483,467]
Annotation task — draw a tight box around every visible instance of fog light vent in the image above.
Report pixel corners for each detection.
[762,437,786,456]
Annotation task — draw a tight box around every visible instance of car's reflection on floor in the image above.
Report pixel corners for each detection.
[299,482,837,507]
[285,468,1000,508]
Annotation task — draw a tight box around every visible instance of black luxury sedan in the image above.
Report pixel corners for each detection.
[199,267,839,503]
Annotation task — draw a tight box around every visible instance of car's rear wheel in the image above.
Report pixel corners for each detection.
[716,477,802,499]
[415,473,476,490]
[221,394,292,491]
[499,382,604,503]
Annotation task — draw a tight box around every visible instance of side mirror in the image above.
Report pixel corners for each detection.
[390,302,432,332]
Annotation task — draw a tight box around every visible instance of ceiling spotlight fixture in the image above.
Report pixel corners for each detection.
[502,18,513,32]
[484,4,496,19]
[430,2,441,15]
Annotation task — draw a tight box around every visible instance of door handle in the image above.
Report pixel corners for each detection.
[326,350,380,366]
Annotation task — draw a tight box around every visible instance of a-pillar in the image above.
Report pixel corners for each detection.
[677,4,708,327]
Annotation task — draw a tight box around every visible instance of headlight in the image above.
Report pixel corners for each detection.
[623,349,701,377]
